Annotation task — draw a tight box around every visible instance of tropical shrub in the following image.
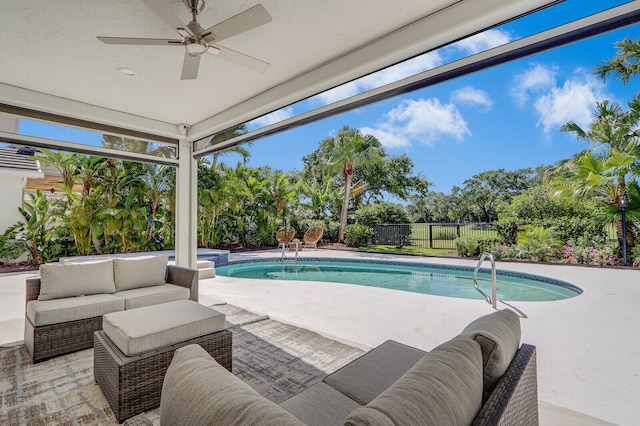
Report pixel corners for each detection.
[454,236,501,257]
[0,233,25,262]
[455,236,479,257]
[562,237,620,265]
[7,190,58,264]
[632,243,640,267]
[345,224,373,247]
[515,226,563,261]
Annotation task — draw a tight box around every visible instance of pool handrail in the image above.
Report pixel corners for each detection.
[474,252,497,309]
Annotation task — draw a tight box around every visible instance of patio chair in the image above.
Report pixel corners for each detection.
[303,226,323,250]
[276,225,296,250]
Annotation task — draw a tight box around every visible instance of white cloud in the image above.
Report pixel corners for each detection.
[512,63,557,105]
[361,98,470,148]
[360,126,411,148]
[312,52,443,105]
[534,77,606,133]
[450,86,493,111]
[454,29,511,55]
[247,107,294,129]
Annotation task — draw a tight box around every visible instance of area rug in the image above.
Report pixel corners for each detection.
[0,304,364,425]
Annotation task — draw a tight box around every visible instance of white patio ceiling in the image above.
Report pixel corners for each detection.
[0,0,561,142]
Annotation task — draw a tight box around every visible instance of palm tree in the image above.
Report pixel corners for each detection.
[321,126,383,243]
[211,146,251,171]
[550,97,640,255]
[301,175,342,220]
[120,164,176,245]
[33,148,78,204]
[266,172,302,228]
[594,37,640,84]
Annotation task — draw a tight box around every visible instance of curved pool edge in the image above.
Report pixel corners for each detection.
[215,256,583,299]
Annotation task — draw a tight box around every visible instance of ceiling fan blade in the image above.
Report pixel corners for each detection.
[97,36,182,46]
[201,4,272,43]
[140,0,195,37]
[181,51,201,80]
[212,45,270,73]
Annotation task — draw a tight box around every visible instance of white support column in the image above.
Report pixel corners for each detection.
[175,137,197,268]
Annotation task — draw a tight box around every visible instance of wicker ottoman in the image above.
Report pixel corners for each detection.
[94,300,232,423]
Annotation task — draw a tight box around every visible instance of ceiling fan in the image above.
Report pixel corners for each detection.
[97,0,272,80]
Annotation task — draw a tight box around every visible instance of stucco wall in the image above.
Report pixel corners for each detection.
[0,176,24,233]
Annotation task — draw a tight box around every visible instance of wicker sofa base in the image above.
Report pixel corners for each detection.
[94,329,232,423]
[25,315,103,363]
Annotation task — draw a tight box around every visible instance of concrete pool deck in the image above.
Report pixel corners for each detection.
[2,249,639,424]
[202,249,639,425]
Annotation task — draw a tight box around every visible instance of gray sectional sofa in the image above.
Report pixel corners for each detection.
[24,255,198,362]
[160,309,538,425]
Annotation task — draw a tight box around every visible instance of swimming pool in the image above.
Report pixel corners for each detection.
[215,258,582,302]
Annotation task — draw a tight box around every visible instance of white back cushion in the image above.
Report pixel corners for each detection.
[38,260,116,300]
[113,256,168,291]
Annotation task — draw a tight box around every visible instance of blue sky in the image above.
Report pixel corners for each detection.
[237,0,640,193]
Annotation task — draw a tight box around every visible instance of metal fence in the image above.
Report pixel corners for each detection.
[372,223,495,249]
[371,222,619,249]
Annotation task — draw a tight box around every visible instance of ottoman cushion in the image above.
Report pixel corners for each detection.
[103,300,226,356]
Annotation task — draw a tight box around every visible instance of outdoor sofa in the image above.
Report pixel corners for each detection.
[24,255,198,362]
[161,309,537,425]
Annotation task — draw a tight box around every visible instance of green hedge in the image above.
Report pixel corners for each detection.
[495,218,607,245]
[345,224,373,247]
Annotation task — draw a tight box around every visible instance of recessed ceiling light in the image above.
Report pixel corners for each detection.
[117,67,137,76]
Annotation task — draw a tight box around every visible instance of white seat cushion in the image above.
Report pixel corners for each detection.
[102,300,226,356]
[114,284,190,310]
[38,260,116,300]
[27,294,125,326]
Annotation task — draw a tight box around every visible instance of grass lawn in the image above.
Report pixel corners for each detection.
[359,245,454,256]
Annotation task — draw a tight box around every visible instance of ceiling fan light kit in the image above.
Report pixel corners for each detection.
[185,40,208,55]
[97,0,272,79]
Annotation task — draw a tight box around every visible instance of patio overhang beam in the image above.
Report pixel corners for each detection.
[0,131,179,167]
[0,103,179,146]
[0,84,182,142]
[194,1,640,158]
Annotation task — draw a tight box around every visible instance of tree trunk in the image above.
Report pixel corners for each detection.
[338,172,353,243]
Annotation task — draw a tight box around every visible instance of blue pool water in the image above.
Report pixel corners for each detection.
[215,259,582,302]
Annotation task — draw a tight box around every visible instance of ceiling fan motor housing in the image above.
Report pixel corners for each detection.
[184,0,205,15]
